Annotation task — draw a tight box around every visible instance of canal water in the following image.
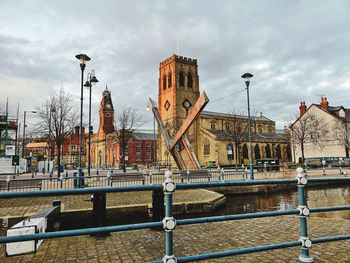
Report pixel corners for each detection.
[207,186,350,220]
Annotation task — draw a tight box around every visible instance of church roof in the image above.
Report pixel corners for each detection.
[133,132,156,141]
[204,129,287,142]
[200,111,274,123]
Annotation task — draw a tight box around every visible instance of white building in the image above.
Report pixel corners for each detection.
[291,97,349,163]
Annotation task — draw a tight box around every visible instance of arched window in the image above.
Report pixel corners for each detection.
[227,144,233,160]
[203,139,210,155]
[168,72,172,88]
[210,121,216,130]
[276,145,282,159]
[179,71,185,87]
[162,75,167,90]
[286,145,292,160]
[265,144,271,158]
[255,144,261,160]
[243,144,248,159]
[188,72,193,89]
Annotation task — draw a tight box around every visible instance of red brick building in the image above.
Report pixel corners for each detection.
[90,87,156,168]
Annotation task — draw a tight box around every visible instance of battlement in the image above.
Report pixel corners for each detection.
[160,54,197,67]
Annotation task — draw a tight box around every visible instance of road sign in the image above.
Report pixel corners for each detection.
[5,145,15,156]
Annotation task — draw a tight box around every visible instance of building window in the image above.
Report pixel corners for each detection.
[188,72,193,89]
[243,144,248,159]
[227,144,233,160]
[163,75,167,90]
[276,144,282,159]
[124,145,129,160]
[179,71,185,87]
[146,145,151,160]
[268,127,272,133]
[265,144,271,158]
[210,121,216,130]
[136,144,141,161]
[168,72,172,88]
[225,123,230,131]
[204,139,210,155]
[255,144,261,160]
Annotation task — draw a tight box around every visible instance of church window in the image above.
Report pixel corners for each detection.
[163,75,167,90]
[204,140,210,155]
[179,71,185,87]
[124,145,129,159]
[227,144,233,160]
[210,121,216,130]
[268,127,272,133]
[258,126,262,133]
[136,144,141,161]
[188,72,193,89]
[225,122,230,131]
[255,144,261,160]
[276,144,282,159]
[168,72,172,88]
[265,144,271,158]
[243,144,248,159]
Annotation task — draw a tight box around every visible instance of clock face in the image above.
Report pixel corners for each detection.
[106,104,111,109]
[182,99,192,110]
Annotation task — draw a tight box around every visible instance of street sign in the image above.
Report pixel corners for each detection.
[5,145,15,156]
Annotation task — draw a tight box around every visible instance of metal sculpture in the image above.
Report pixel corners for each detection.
[148,92,209,170]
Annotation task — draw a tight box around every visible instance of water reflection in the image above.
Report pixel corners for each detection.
[213,186,350,219]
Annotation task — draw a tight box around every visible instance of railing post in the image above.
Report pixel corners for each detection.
[241,164,245,180]
[6,175,10,191]
[163,170,177,263]
[186,169,190,183]
[296,167,313,263]
[59,175,63,189]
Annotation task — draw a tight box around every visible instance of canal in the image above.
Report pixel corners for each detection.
[209,186,350,219]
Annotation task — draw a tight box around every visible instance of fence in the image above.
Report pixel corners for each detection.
[0,168,350,262]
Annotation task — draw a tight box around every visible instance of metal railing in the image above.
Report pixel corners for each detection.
[0,168,350,262]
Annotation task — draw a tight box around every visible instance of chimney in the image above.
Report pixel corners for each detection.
[320,96,329,111]
[299,101,307,117]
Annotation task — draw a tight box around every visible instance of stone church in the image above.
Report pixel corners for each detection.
[157,54,291,167]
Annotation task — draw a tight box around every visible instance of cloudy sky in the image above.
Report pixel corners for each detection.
[1,0,350,134]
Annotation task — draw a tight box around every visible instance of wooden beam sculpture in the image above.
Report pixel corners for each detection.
[148,92,209,170]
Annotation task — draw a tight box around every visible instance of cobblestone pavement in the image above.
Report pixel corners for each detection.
[0,216,349,262]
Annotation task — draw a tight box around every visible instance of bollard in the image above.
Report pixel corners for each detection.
[107,171,111,186]
[241,164,245,180]
[6,175,10,191]
[264,163,267,175]
[220,168,224,181]
[186,169,190,183]
[59,175,63,189]
[96,169,99,176]
[296,167,313,263]
[163,170,176,263]
[65,171,68,178]
[31,172,34,178]
[149,169,153,184]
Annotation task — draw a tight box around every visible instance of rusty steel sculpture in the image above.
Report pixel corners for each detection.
[148,92,209,170]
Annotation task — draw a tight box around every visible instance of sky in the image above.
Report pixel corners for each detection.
[1,0,350,135]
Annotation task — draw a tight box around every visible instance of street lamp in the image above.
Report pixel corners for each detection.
[241,72,254,180]
[84,69,99,176]
[146,102,157,166]
[75,53,91,186]
[22,110,37,158]
[48,106,56,174]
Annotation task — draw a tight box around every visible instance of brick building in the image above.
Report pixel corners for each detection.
[90,88,156,168]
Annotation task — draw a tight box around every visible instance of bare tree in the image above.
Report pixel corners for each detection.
[288,113,329,163]
[225,109,249,168]
[113,107,144,172]
[334,117,350,157]
[36,88,79,176]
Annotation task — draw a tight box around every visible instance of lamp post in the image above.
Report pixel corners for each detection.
[146,102,157,166]
[84,70,99,176]
[75,53,91,187]
[241,72,254,180]
[22,110,37,158]
[48,106,56,174]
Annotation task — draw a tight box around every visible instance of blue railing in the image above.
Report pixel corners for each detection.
[0,168,350,262]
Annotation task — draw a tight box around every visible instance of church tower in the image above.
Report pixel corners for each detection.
[98,87,115,135]
[158,54,200,166]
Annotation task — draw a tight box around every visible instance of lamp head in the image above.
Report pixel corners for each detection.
[90,76,99,85]
[75,54,91,65]
[84,80,91,87]
[241,72,253,87]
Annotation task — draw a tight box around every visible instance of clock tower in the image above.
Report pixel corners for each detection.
[98,87,115,135]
